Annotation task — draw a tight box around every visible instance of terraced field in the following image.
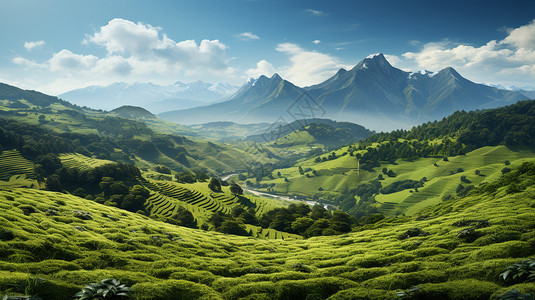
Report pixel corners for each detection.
[59,153,114,171]
[140,179,236,215]
[255,146,535,216]
[0,150,35,181]
[374,146,535,216]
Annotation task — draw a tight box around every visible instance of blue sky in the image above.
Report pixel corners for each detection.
[1,0,534,94]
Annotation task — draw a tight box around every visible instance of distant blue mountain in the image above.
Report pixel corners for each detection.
[58,81,238,113]
[158,54,527,131]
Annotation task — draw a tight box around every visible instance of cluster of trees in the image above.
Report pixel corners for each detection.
[46,163,150,213]
[257,203,356,237]
[314,151,339,163]
[355,138,464,169]
[380,179,424,194]
[364,100,535,151]
[207,202,369,238]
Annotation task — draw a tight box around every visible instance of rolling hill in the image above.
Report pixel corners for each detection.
[242,100,535,218]
[1,162,535,298]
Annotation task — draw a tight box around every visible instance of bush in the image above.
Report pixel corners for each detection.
[0,229,15,241]
[417,279,500,300]
[132,280,223,300]
[398,228,429,240]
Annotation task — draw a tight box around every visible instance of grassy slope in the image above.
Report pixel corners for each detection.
[255,145,535,215]
[1,178,535,298]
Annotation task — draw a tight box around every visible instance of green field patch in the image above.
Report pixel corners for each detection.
[0,150,35,181]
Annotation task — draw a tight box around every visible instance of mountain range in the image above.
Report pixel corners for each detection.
[158,54,528,131]
[58,81,239,113]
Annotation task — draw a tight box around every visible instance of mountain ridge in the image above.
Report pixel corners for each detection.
[158,54,527,131]
[58,81,239,113]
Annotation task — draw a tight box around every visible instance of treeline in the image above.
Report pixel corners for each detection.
[208,202,374,238]
[364,100,535,150]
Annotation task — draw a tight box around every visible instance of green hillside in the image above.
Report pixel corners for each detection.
[1,163,535,298]
[244,100,535,219]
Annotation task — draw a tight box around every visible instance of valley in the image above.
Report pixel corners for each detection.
[1,78,534,298]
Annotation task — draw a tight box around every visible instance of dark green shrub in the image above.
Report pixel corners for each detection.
[0,229,15,241]
[457,228,482,243]
[73,278,131,299]
[19,205,36,215]
[398,228,429,240]
[501,259,535,283]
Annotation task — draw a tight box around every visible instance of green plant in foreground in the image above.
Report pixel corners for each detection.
[73,278,132,300]
[501,259,535,283]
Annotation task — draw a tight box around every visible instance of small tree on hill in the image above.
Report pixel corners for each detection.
[230,182,243,196]
[208,177,222,192]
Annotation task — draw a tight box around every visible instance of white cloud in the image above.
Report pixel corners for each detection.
[11,18,235,94]
[49,49,99,72]
[313,40,321,45]
[391,19,535,87]
[276,43,346,86]
[24,40,45,51]
[84,18,160,57]
[238,32,260,41]
[502,20,535,49]
[305,9,326,16]
[246,60,276,78]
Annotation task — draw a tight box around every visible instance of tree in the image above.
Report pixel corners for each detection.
[230,182,243,196]
[45,174,63,192]
[218,220,249,236]
[231,206,246,218]
[173,207,197,228]
[291,217,314,235]
[208,177,222,192]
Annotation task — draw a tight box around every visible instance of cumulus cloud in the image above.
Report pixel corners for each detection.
[305,9,326,16]
[276,43,346,86]
[246,60,276,78]
[238,32,260,41]
[49,50,98,72]
[24,40,45,51]
[393,19,535,87]
[11,18,234,93]
[313,40,321,45]
[502,20,535,49]
[84,18,160,57]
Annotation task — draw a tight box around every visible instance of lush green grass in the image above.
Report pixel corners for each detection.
[0,174,534,298]
[254,146,535,216]
[0,150,36,181]
[59,153,114,171]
